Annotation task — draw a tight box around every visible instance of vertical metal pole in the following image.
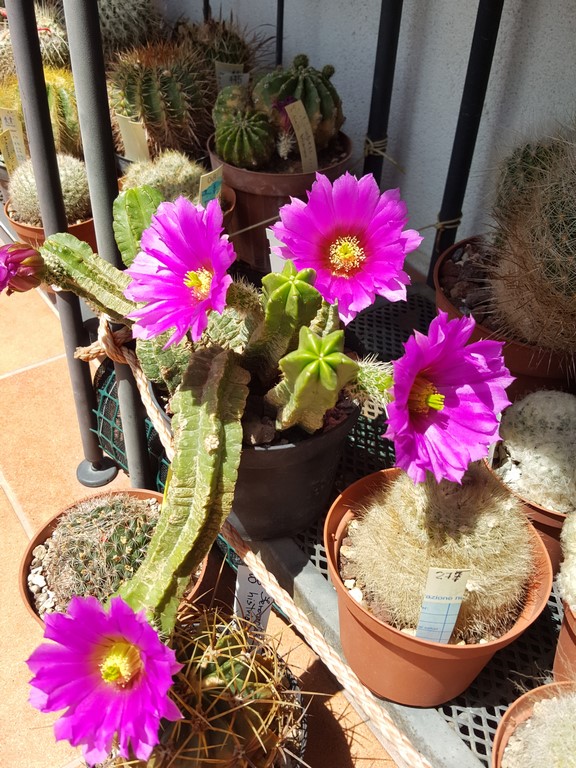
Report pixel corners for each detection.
[427,0,505,284]
[4,0,117,486]
[275,0,284,66]
[63,0,153,489]
[362,0,404,182]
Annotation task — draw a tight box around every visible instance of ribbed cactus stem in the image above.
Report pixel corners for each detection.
[205,280,264,352]
[243,260,322,384]
[135,335,194,394]
[118,348,250,634]
[113,185,164,268]
[40,233,135,323]
[266,326,358,432]
[309,299,341,336]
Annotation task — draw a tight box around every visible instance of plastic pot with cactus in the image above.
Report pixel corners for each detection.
[4,152,96,250]
[208,53,352,272]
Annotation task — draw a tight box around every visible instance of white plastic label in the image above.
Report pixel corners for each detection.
[415,567,470,643]
[266,227,286,273]
[115,113,150,162]
[234,563,274,633]
[215,61,250,91]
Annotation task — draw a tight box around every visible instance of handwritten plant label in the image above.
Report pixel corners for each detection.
[115,113,150,162]
[199,166,223,206]
[284,99,318,173]
[0,129,19,174]
[0,108,27,167]
[234,562,274,633]
[415,567,470,643]
[215,61,250,91]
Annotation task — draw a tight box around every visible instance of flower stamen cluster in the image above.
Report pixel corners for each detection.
[99,641,143,687]
[328,235,366,277]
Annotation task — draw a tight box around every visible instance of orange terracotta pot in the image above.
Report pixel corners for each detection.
[553,602,576,682]
[324,468,553,707]
[433,238,575,401]
[491,681,576,767]
[207,133,352,273]
[4,200,98,253]
[19,489,209,628]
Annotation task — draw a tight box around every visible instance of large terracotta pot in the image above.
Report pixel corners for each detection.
[19,489,209,627]
[324,468,553,707]
[433,238,574,401]
[491,681,576,767]
[4,200,98,252]
[553,602,576,682]
[207,133,353,273]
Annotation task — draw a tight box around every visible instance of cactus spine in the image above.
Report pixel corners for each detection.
[121,150,206,202]
[0,3,69,77]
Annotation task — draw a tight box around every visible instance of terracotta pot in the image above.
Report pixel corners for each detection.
[324,468,553,707]
[553,602,576,682]
[433,238,575,401]
[207,133,353,273]
[4,200,98,253]
[491,681,576,767]
[19,489,209,627]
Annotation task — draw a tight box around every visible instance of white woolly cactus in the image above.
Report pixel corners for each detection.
[557,513,576,610]
[493,390,576,514]
[346,463,535,643]
[501,690,576,768]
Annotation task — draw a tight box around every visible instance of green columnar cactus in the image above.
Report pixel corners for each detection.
[252,53,344,150]
[126,608,304,768]
[121,150,205,202]
[8,153,90,226]
[214,109,276,169]
[109,41,217,156]
[0,3,69,77]
[112,184,164,267]
[267,326,358,432]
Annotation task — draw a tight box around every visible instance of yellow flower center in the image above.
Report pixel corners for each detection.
[408,375,445,414]
[100,641,143,688]
[328,235,366,277]
[184,267,212,299]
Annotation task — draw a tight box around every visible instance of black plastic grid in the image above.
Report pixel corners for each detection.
[92,286,560,767]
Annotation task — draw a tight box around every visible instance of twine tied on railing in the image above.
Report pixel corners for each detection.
[74,315,434,768]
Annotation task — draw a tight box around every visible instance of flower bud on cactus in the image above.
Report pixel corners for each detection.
[0,242,44,294]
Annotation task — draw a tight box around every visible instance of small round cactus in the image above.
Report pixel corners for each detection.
[212,83,252,129]
[215,110,276,169]
[8,153,91,226]
[0,2,69,77]
[122,150,205,201]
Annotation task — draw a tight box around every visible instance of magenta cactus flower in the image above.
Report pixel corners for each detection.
[0,242,44,294]
[385,311,514,483]
[27,596,182,766]
[271,172,422,323]
[124,196,235,346]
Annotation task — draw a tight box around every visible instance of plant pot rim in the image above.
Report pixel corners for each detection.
[4,199,94,232]
[324,466,553,653]
[491,680,576,768]
[19,488,208,627]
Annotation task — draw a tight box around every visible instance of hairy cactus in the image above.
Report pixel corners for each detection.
[346,463,534,643]
[121,150,205,202]
[558,513,576,610]
[35,493,160,616]
[8,153,90,226]
[252,53,344,151]
[214,109,276,169]
[0,3,69,78]
[109,41,217,156]
[0,67,81,156]
[488,137,576,354]
[123,607,304,768]
[501,689,576,768]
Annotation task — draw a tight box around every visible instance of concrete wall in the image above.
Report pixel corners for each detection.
[158,0,576,274]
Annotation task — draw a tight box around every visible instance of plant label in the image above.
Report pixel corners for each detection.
[415,567,470,643]
[284,100,318,174]
[234,563,274,634]
[0,108,26,167]
[215,61,250,91]
[0,129,19,174]
[199,167,223,206]
[115,113,150,162]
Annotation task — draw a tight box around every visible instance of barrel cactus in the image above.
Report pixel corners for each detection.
[214,109,276,169]
[122,150,205,201]
[109,40,217,156]
[0,2,69,78]
[8,153,90,226]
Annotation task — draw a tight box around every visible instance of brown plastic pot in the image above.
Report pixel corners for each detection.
[207,133,353,273]
[4,200,98,252]
[553,602,576,682]
[324,468,554,707]
[491,681,576,767]
[19,489,209,627]
[433,238,574,401]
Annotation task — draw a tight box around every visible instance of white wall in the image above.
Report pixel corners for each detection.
[159,0,576,274]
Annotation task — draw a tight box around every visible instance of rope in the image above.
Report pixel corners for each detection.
[77,317,433,768]
[363,136,405,173]
[419,216,462,233]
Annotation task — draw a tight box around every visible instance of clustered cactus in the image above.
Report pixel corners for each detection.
[122,150,206,202]
[344,463,535,643]
[8,153,90,226]
[213,54,345,169]
[0,2,69,79]
[35,493,160,616]
[487,134,576,355]
[122,607,305,767]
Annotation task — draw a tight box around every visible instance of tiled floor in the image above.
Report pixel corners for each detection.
[0,285,398,767]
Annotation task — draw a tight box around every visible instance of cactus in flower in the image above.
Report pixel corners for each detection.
[214,109,276,169]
